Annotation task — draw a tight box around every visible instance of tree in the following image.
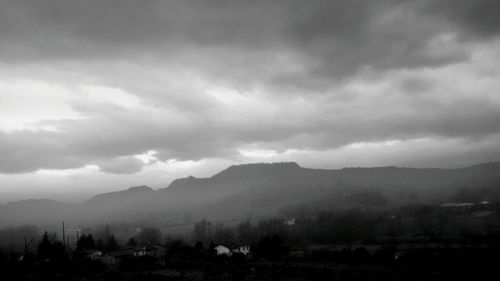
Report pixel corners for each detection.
[213,223,233,245]
[126,237,138,247]
[236,220,252,243]
[95,225,112,241]
[105,235,119,251]
[37,232,52,260]
[0,225,38,253]
[256,234,288,258]
[37,232,66,261]
[76,234,96,251]
[96,239,105,251]
[192,219,212,245]
[194,241,204,251]
[137,227,161,245]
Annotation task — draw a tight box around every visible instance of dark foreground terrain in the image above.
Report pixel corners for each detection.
[2,162,500,280]
[2,201,500,281]
[2,246,500,281]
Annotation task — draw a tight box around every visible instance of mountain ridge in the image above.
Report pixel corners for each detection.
[1,161,500,228]
[4,161,500,205]
[3,161,500,206]
[88,185,153,201]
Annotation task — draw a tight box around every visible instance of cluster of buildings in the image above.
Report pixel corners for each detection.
[213,242,251,257]
[83,242,252,269]
[84,244,167,269]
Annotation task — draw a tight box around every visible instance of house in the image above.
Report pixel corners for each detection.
[440,202,474,208]
[214,245,231,256]
[108,248,135,258]
[134,245,166,258]
[232,245,250,255]
[84,250,103,261]
[98,254,118,269]
[284,218,296,226]
[144,244,166,258]
[214,243,251,256]
[134,247,147,256]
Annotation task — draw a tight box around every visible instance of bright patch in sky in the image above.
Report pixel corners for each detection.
[239,149,279,158]
[206,87,248,105]
[345,140,402,150]
[35,165,100,176]
[0,80,81,131]
[134,150,158,164]
[81,85,142,109]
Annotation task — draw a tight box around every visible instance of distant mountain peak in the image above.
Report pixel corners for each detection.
[212,162,302,180]
[164,162,302,190]
[165,175,201,190]
[3,161,500,228]
[125,185,154,192]
[5,198,63,207]
[228,162,300,169]
[221,162,301,172]
[88,185,153,203]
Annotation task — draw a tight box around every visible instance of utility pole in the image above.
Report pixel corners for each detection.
[24,235,33,259]
[62,222,66,248]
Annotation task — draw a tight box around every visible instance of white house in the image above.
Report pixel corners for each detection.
[84,250,103,261]
[214,243,250,256]
[284,218,296,226]
[232,245,250,256]
[214,245,231,256]
[134,246,147,257]
[146,244,167,258]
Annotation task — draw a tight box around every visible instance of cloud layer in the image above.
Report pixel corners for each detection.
[0,0,499,200]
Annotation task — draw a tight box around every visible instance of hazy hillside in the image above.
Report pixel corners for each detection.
[1,162,499,228]
[0,199,73,226]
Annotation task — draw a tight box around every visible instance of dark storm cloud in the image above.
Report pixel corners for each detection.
[422,0,500,38]
[2,84,500,174]
[398,76,436,94]
[0,0,500,175]
[0,130,82,173]
[0,0,497,85]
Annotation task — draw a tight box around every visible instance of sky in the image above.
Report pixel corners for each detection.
[1,0,500,202]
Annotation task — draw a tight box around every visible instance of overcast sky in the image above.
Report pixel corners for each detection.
[1,0,500,202]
